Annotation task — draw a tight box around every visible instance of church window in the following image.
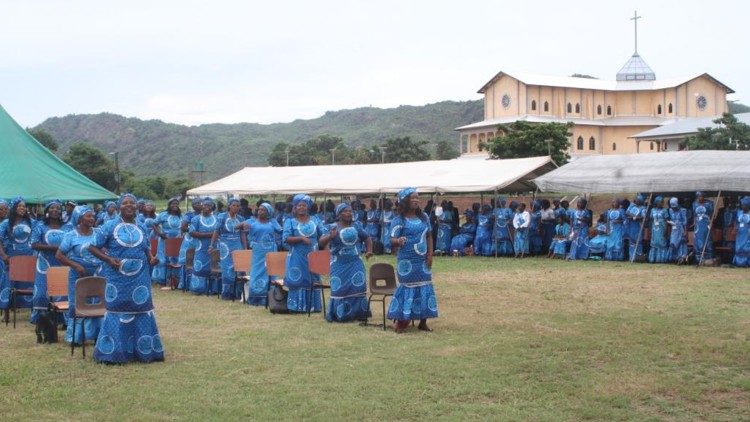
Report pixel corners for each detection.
[543,101,549,112]
[606,105,612,116]
[657,104,662,114]
[612,142,617,151]
[589,137,596,151]
[577,136,584,150]
[567,103,572,113]
[575,103,581,113]
[668,103,673,113]
[597,105,602,115]
[531,100,537,111]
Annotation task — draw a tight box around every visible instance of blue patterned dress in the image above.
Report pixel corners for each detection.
[450,222,475,255]
[387,213,438,321]
[214,211,245,300]
[692,200,714,263]
[550,223,571,257]
[381,210,395,254]
[567,209,592,260]
[177,211,196,289]
[189,213,219,294]
[668,207,688,262]
[30,222,73,323]
[648,208,670,263]
[246,218,282,306]
[0,219,36,311]
[151,212,183,286]
[493,207,514,256]
[93,219,164,363]
[282,217,323,312]
[605,208,625,261]
[625,203,647,260]
[528,209,542,255]
[475,213,494,256]
[365,209,381,242]
[732,210,750,267]
[58,228,103,344]
[326,223,371,322]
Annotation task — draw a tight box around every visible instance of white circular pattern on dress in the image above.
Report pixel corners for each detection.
[330,276,342,291]
[225,217,240,233]
[137,335,153,354]
[297,221,316,238]
[200,215,217,229]
[13,224,31,243]
[167,215,181,230]
[390,225,403,238]
[0,288,10,303]
[339,227,359,246]
[97,335,115,354]
[219,242,230,260]
[194,240,202,251]
[105,284,118,302]
[132,285,150,305]
[422,262,432,275]
[388,297,399,312]
[126,335,134,354]
[119,313,135,323]
[44,229,65,246]
[428,295,438,312]
[414,240,428,256]
[194,259,204,272]
[403,297,413,315]
[351,271,365,287]
[397,260,412,276]
[119,259,143,276]
[288,266,302,282]
[113,223,143,248]
[152,334,164,353]
[36,255,50,274]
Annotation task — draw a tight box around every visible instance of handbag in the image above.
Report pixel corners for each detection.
[268,283,288,314]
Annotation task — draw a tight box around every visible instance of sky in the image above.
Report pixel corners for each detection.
[1,0,747,127]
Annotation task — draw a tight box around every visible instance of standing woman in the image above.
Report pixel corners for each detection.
[567,198,592,261]
[435,200,453,254]
[177,198,202,289]
[732,197,750,267]
[0,197,36,316]
[493,199,514,256]
[152,198,183,288]
[692,192,714,264]
[512,203,530,257]
[625,195,647,261]
[474,204,494,256]
[365,199,381,244]
[388,188,437,333]
[243,202,282,306]
[648,196,671,263]
[55,205,103,344]
[189,198,219,295]
[667,197,688,263]
[528,201,543,256]
[605,199,626,261]
[381,199,395,254]
[282,194,324,313]
[30,200,73,324]
[319,203,373,322]
[0,199,7,311]
[539,199,556,254]
[209,198,247,300]
[88,193,163,363]
[96,201,118,226]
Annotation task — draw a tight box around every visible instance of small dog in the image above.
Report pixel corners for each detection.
[35,311,58,344]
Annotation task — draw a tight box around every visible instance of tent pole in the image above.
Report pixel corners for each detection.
[630,192,652,263]
[698,190,722,266]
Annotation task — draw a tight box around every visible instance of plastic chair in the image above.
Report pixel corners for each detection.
[209,249,221,298]
[46,266,70,322]
[265,251,289,310]
[364,263,397,331]
[70,276,106,358]
[8,255,36,328]
[183,248,195,293]
[164,237,183,290]
[231,249,252,302]
[307,250,331,317]
[150,238,158,257]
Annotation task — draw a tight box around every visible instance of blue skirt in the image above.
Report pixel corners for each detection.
[326,254,370,322]
[387,282,438,321]
[31,252,66,324]
[94,310,164,364]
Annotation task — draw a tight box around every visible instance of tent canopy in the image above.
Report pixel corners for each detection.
[533,151,750,194]
[188,156,556,196]
[0,104,116,203]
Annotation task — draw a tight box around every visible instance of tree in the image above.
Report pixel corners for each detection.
[684,113,750,151]
[382,136,431,163]
[268,142,291,166]
[435,140,460,160]
[63,142,117,190]
[485,121,573,165]
[27,128,58,152]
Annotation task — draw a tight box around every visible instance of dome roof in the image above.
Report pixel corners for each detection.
[616,53,656,81]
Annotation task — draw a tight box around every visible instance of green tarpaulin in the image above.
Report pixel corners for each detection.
[0,104,116,203]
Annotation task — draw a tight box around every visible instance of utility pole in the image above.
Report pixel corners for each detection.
[285,148,290,166]
[109,151,120,194]
[330,147,337,165]
[378,146,387,163]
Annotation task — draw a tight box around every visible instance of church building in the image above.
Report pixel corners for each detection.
[456,14,734,157]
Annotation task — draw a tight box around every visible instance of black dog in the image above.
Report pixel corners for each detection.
[35,311,58,344]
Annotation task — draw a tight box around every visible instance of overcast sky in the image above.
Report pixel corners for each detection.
[1,0,747,127]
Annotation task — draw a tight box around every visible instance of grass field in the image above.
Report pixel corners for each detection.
[1,257,748,421]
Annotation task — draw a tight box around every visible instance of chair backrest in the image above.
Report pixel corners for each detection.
[368,262,397,291]
[308,250,330,276]
[74,276,106,313]
[185,248,195,269]
[711,228,723,243]
[9,255,36,283]
[164,237,183,258]
[232,249,253,273]
[265,251,288,278]
[46,266,70,297]
[209,249,221,271]
[150,238,158,256]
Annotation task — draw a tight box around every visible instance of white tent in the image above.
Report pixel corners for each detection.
[533,151,750,194]
[187,156,556,196]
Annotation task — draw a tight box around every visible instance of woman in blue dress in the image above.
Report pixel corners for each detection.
[475,204,494,256]
[648,196,671,263]
[567,199,592,261]
[435,200,453,254]
[152,198,183,289]
[381,199,395,254]
[692,191,714,264]
[365,199,381,242]
[55,206,103,344]
[30,200,73,324]
[513,203,530,257]
[388,188,437,333]
[540,199,556,254]
[189,198,220,295]
[587,214,609,258]
[528,201,543,256]
[549,214,571,258]
[95,201,118,226]
[605,199,626,261]
[667,197,688,263]
[241,203,282,306]
[493,199,514,256]
[0,197,36,316]
[625,195,647,261]
[177,198,202,290]
[209,198,247,300]
[319,203,373,322]
[0,199,7,315]
[282,194,324,313]
[450,210,476,256]
[88,193,163,364]
[732,197,750,267]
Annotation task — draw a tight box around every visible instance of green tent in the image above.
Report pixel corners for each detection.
[0,104,116,203]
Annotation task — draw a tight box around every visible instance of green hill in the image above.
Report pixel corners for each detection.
[35,100,484,180]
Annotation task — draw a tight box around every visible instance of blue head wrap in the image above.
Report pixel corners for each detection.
[118,193,137,207]
[497,197,507,207]
[653,195,663,205]
[10,196,24,210]
[509,201,519,209]
[292,194,312,209]
[741,197,750,208]
[71,205,93,226]
[137,199,146,206]
[190,197,201,206]
[669,197,679,207]
[167,197,180,207]
[227,197,240,207]
[44,199,62,213]
[636,194,645,203]
[202,197,215,209]
[397,187,416,202]
[260,202,274,217]
[335,203,351,217]
[104,200,116,210]
[696,191,705,198]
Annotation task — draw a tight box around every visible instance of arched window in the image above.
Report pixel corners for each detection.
[606,105,612,116]
[567,103,572,113]
[612,142,617,151]
[657,104,662,114]
[575,103,581,113]
[531,100,537,111]
[589,137,596,151]
[668,103,673,113]
[650,142,654,151]
[577,136,584,150]
[597,105,602,115]
[543,101,549,112]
